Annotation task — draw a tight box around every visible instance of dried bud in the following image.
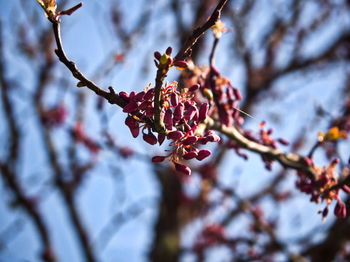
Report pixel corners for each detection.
[152,156,166,162]
[164,108,174,130]
[143,132,158,145]
[198,102,209,122]
[196,150,211,161]
[174,162,191,175]
[167,131,183,140]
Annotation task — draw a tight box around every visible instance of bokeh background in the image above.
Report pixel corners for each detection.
[1,0,350,261]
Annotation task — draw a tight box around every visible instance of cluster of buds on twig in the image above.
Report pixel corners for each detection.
[153,47,188,71]
[121,80,221,175]
[296,157,350,220]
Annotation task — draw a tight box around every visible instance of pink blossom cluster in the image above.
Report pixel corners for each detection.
[121,76,221,176]
[296,158,349,219]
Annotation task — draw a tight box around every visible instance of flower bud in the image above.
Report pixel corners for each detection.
[119,91,130,102]
[134,91,145,102]
[233,88,242,100]
[154,51,161,60]
[182,136,198,145]
[144,88,155,101]
[123,101,139,113]
[167,131,183,140]
[342,185,350,194]
[184,105,198,121]
[158,134,165,145]
[164,108,174,130]
[174,103,184,122]
[166,46,172,55]
[145,107,154,117]
[125,116,139,138]
[167,56,173,66]
[334,200,347,218]
[143,132,158,145]
[139,101,152,110]
[277,138,289,146]
[198,102,209,122]
[171,93,179,107]
[205,131,221,142]
[174,162,191,175]
[152,156,166,162]
[173,60,188,69]
[189,84,200,92]
[183,150,198,160]
[197,137,208,145]
[196,150,211,161]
